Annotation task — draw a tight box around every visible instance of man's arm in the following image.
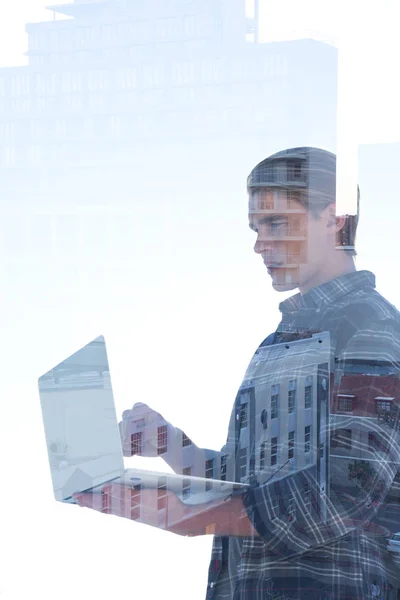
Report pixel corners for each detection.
[74,484,258,537]
[120,403,229,476]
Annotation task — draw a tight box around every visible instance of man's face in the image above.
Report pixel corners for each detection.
[249,196,335,294]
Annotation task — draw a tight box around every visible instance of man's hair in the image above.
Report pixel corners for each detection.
[247,146,360,254]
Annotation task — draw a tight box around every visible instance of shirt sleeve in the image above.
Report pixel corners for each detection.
[242,319,400,555]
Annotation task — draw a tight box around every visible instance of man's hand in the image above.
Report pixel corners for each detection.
[73,484,258,537]
[119,403,170,458]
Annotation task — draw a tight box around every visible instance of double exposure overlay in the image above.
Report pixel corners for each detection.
[1,1,400,599]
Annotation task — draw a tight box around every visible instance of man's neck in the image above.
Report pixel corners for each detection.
[299,255,356,295]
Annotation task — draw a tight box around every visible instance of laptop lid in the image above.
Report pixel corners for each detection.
[38,336,124,502]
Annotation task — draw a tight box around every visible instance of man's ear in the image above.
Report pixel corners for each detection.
[323,203,346,233]
[335,214,347,233]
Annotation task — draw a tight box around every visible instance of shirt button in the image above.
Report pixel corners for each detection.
[210,583,214,589]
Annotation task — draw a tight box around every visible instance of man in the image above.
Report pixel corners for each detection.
[76,147,400,599]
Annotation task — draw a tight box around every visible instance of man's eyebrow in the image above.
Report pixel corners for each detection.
[249,215,288,229]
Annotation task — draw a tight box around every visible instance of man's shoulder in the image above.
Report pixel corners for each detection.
[336,288,400,360]
[336,286,400,329]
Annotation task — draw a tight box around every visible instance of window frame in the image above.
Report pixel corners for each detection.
[304,376,313,409]
[337,395,354,412]
[305,425,311,453]
[131,431,142,455]
[239,447,247,480]
[271,436,278,466]
[239,402,248,428]
[288,379,297,414]
[182,432,192,447]
[205,458,215,490]
[288,431,295,460]
[182,467,191,499]
[157,424,168,455]
[271,384,280,419]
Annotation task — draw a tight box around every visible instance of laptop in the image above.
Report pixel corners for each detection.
[38,336,249,508]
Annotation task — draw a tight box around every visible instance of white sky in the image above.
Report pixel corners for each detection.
[1,1,400,599]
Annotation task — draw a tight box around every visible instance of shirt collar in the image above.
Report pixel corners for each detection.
[279,270,376,316]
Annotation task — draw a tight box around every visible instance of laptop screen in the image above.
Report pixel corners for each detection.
[38,336,124,501]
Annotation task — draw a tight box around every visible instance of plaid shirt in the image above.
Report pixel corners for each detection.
[206,271,400,600]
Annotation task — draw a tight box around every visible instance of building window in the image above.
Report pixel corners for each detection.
[117,67,136,90]
[220,455,227,481]
[331,428,352,450]
[271,384,280,419]
[0,123,15,142]
[55,119,67,138]
[2,147,15,167]
[240,402,248,428]
[261,409,268,429]
[28,145,41,165]
[182,467,191,499]
[271,437,278,466]
[239,447,247,480]
[157,425,168,455]
[71,73,82,92]
[157,477,167,512]
[260,441,267,470]
[88,70,107,91]
[288,431,295,460]
[305,426,311,453]
[183,15,195,37]
[256,163,276,183]
[182,432,192,447]
[101,24,114,44]
[131,432,142,455]
[376,398,392,414]
[338,395,353,412]
[205,459,215,490]
[287,161,303,181]
[252,190,274,210]
[304,376,313,409]
[61,73,72,93]
[109,115,121,138]
[288,380,296,414]
[131,485,141,520]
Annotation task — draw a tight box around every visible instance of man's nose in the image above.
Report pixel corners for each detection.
[254,236,274,255]
[254,238,263,254]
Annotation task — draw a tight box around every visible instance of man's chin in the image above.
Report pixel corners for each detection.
[270,277,298,292]
[271,283,298,292]
[266,266,299,292]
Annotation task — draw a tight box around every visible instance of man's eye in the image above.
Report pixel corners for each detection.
[271,221,286,229]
